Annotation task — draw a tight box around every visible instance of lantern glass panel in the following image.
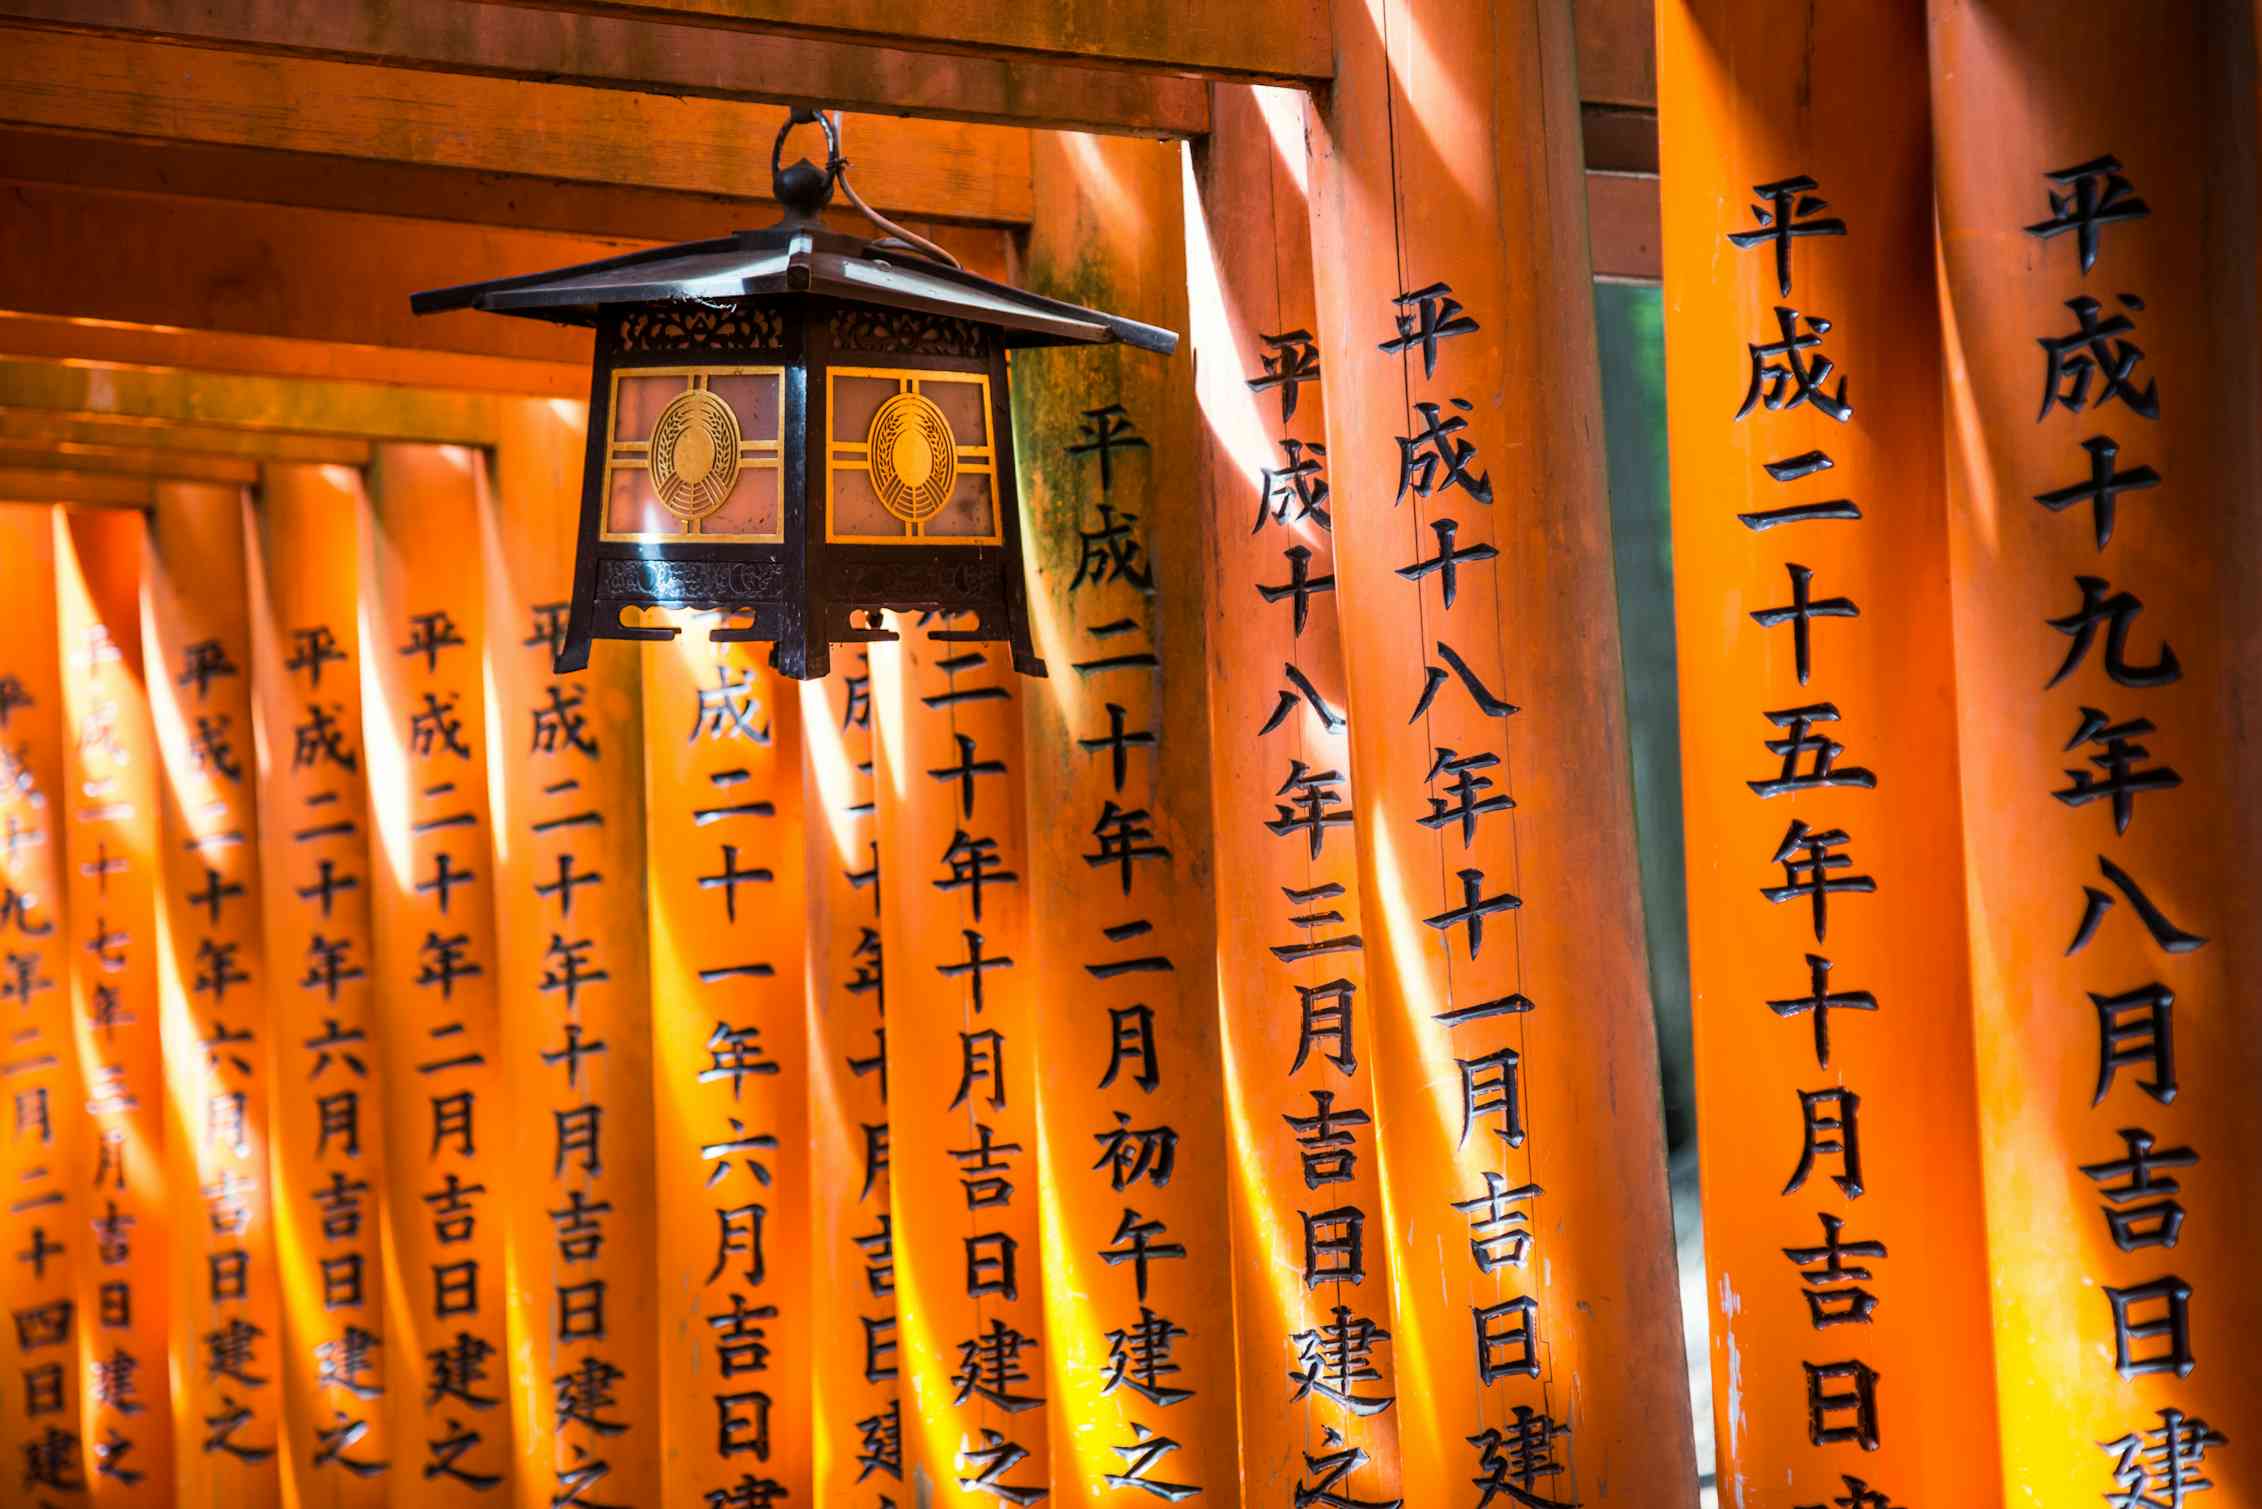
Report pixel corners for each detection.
[600,365,786,543]
[823,366,1001,547]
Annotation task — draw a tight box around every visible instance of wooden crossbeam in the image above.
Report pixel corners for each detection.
[0,466,156,505]
[1574,0,1657,107]
[0,0,1206,138]
[0,311,587,399]
[0,28,1034,224]
[0,180,623,369]
[0,178,1021,379]
[0,440,259,484]
[0,410,373,466]
[484,0,1332,85]
[0,355,522,445]
[0,131,1018,270]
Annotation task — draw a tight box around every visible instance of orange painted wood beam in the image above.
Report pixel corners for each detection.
[0,30,1034,226]
[0,0,1205,139]
[1656,3,2004,1498]
[482,0,1330,86]
[1302,0,1695,1501]
[0,506,85,1502]
[55,506,175,1503]
[359,445,518,1497]
[1573,0,1656,108]
[0,132,1019,265]
[870,630,1050,1508]
[147,483,287,1505]
[0,182,619,371]
[1012,129,1238,1503]
[1185,84,1405,1503]
[0,320,582,405]
[1930,1,2262,1495]
[479,400,663,1509]
[0,411,373,467]
[0,182,1010,390]
[1586,172,1661,283]
[798,655,898,1498]
[0,469,156,507]
[0,441,259,486]
[245,464,395,1501]
[0,359,526,447]
[641,631,811,1503]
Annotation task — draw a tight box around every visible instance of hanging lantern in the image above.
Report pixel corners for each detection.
[410,107,1176,677]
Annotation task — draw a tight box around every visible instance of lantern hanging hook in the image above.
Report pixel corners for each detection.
[772,106,963,271]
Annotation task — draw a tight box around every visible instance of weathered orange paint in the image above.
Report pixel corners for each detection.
[246,464,392,1502]
[1931,3,2262,1498]
[0,31,1037,226]
[0,505,84,1502]
[870,627,1047,1508]
[0,0,1212,140]
[55,505,174,1503]
[479,400,662,1509]
[1013,128,1238,1504]
[643,627,810,1503]
[147,481,287,1503]
[1303,0,1697,1499]
[1185,85,1405,1505]
[359,444,515,1500]
[1658,3,2008,1499]
[800,651,897,1503]
[459,0,1335,87]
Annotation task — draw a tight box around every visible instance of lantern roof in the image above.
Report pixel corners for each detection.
[410,223,1178,355]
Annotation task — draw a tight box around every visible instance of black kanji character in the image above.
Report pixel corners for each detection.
[2024,155,2150,274]
[1726,174,1846,297]
[2057,707,2180,834]
[1762,820,1875,942]
[1396,400,1493,505]
[2038,294,2158,420]
[1288,1304,1394,1417]
[2034,436,2160,552]
[1248,329,1322,423]
[1379,281,1479,378]
[1737,306,1852,422]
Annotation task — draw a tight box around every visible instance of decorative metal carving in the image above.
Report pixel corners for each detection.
[618,306,784,354]
[832,556,1002,601]
[829,307,985,358]
[868,393,959,522]
[650,389,744,521]
[596,559,786,600]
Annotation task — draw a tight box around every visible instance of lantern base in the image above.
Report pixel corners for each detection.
[556,592,1046,681]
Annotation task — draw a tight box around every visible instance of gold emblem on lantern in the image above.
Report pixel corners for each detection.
[649,387,743,521]
[866,392,958,523]
[825,367,999,546]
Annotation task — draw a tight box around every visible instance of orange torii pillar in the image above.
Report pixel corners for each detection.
[870,629,1048,1508]
[246,464,394,1499]
[1302,0,1698,1501]
[359,445,515,1500]
[1185,85,1405,1504]
[1931,3,2262,1497]
[0,507,83,1500]
[1012,129,1238,1503]
[480,403,661,1509]
[800,651,897,1501]
[1656,6,2006,1500]
[643,630,810,1504]
[147,483,288,1502]
[56,506,173,1502]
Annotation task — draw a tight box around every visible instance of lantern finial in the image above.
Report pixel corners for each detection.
[770,108,840,220]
